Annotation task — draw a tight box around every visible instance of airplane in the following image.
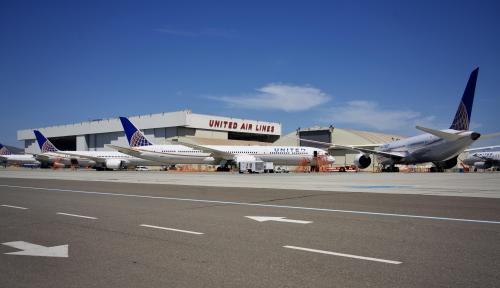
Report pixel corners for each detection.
[301,68,489,172]
[0,142,40,167]
[107,117,335,172]
[462,146,500,171]
[33,130,162,170]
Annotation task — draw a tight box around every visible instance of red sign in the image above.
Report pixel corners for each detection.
[208,119,275,133]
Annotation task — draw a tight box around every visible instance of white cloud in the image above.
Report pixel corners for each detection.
[209,84,331,112]
[323,100,436,132]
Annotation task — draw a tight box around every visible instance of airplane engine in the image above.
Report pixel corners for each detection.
[52,162,65,168]
[473,161,492,169]
[354,154,371,169]
[440,156,458,169]
[105,159,124,170]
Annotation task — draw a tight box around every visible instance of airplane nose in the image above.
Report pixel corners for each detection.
[471,132,481,140]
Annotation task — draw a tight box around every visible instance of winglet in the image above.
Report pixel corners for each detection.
[449,68,479,130]
[33,130,59,153]
[0,143,12,155]
[416,126,462,141]
[118,117,153,147]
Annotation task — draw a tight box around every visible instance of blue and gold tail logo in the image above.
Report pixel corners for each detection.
[449,68,478,131]
[449,101,469,131]
[130,131,152,147]
[0,144,11,155]
[41,141,58,153]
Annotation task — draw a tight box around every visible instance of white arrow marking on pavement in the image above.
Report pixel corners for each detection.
[2,241,68,257]
[245,216,312,224]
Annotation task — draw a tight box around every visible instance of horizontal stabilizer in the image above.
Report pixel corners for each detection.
[465,145,500,152]
[416,126,462,141]
[480,132,500,140]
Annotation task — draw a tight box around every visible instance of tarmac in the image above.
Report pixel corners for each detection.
[0,168,499,198]
[0,170,499,287]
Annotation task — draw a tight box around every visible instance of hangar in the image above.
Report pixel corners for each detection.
[17,110,404,171]
[274,126,404,170]
[17,110,281,154]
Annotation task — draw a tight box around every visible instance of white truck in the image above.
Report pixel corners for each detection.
[238,161,264,173]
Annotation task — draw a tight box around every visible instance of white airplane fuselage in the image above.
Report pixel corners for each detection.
[128,145,334,166]
[462,151,500,168]
[39,151,158,168]
[1,154,39,166]
[377,129,479,166]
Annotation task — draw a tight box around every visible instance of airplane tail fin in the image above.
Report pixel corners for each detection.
[0,143,12,155]
[118,117,153,147]
[33,130,59,153]
[449,68,479,130]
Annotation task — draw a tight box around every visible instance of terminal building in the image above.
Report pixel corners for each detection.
[18,110,282,154]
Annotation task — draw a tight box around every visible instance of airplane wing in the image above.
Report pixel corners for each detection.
[298,138,400,158]
[171,140,234,159]
[298,138,383,150]
[480,132,500,140]
[415,126,463,141]
[106,145,144,157]
[330,144,406,159]
[55,151,106,163]
[107,143,217,160]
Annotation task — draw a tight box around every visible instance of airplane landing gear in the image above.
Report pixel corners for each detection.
[382,165,399,172]
[430,166,445,172]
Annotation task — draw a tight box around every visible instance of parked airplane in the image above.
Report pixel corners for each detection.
[0,142,39,167]
[33,130,161,170]
[301,68,486,172]
[462,146,500,171]
[108,117,335,171]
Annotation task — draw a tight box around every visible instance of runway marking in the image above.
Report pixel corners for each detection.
[284,245,402,265]
[3,241,68,258]
[1,204,28,210]
[246,216,312,224]
[56,212,97,220]
[140,224,204,235]
[2,184,500,225]
[349,185,413,189]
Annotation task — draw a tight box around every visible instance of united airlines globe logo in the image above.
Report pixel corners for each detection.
[450,101,469,131]
[41,141,58,153]
[130,131,151,147]
[0,147,11,155]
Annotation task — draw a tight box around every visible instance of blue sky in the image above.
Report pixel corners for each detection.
[1,0,499,147]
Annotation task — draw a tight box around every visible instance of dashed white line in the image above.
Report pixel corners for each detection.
[284,245,402,265]
[1,204,28,210]
[1,184,500,225]
[140,224,204,235]
[56,212,97,220]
